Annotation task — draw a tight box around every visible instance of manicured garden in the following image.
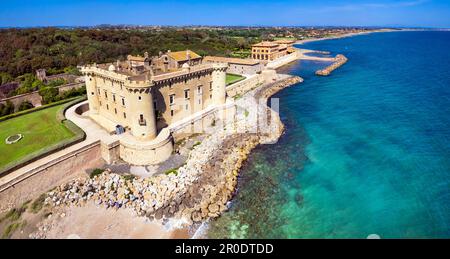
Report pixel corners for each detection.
[0,97,85,173]
[226,73,245,86]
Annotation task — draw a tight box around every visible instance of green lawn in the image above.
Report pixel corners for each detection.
[226,73,246,86]
[0,104,75,170]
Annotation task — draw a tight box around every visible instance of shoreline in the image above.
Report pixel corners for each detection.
[295,28,400,45]
[26,74,302,239]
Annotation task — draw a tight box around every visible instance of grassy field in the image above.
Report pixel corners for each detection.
[0,104,75,170]
[226,73,246,85]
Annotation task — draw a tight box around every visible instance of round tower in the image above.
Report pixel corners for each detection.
[85,73,100,114]
[127,85,157,140]
[211,63,228,105]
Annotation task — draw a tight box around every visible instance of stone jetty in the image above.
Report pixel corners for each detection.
[42,75,303,227]
[316,54,348,76]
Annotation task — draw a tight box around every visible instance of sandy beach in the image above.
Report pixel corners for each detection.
[295,29,399,45]
[34,202,190,239]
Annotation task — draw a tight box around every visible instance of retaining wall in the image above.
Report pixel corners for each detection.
[0,142,104,213]
[0,82,85,109]
[226,74,265,98]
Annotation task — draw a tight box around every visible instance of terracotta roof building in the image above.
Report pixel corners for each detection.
[251,41,289,61]
[166,50,202,69]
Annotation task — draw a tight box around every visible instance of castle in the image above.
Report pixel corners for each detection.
[80,50,229,165]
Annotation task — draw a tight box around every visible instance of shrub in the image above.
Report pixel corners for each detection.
[47,78,66,88]
[30,194,47,214]
[0,205,27,224]
[39,86,60,104]
[59,87,86,100]
[164,168,178,176]
[0,101,15,117]
[90,168,105,179]
[123,174,136,181]
[17,101,34,111]
[2,221,26,239]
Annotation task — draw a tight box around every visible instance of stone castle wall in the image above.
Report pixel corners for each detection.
[226,74,265,98]
[0,142,104,213]
[0,82,85,110]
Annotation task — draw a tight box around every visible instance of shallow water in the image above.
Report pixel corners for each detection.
[208,31,450,239]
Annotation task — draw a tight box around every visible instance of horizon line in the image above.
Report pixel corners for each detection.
[0,24,449,30]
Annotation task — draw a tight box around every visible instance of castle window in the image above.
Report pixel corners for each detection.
[138,96,142,101]
[99,101,102,106]
[121,98,125,106]
[113,94,116,102]
[97,88,100,95]
[91,92,94,95]
[104,91,108,99]
[123,112,126,118]
[209,82,213,91]
[169,94,175,105]
[197,86,202,95]
[106,104,109,110]
[114,108,117,114]
[139,114,146,126]
[184,89,190,100]
[171,110,174,117]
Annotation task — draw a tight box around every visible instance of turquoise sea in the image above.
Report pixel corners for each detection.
[208,31,450,238]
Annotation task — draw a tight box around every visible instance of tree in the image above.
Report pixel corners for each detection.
[0,72,13,85]
[0,101,15,116]
[18,100,34,111]
[38,87,59,104]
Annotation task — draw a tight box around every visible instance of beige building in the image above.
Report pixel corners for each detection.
[273,39,296,47]
[81,51,227,142]
[251,41,289,61]
[203,56,263,75]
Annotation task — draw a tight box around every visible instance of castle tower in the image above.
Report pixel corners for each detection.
[211,63,228,105]
[85,73,100,114]
[126,83,157,141]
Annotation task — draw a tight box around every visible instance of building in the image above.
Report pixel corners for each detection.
[203,56,263,75]
[273,39,296,47]
[251,41,288,61]
[81,50,228,141]
[167,50,202,69]
[36,68,78,84]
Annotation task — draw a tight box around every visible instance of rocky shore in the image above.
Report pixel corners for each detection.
[315,54,348,76]
[34,75,302,237]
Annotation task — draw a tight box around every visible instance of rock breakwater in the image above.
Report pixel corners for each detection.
[316,54,348,76]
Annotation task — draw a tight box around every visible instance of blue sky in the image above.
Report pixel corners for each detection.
[1,0,449,28]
